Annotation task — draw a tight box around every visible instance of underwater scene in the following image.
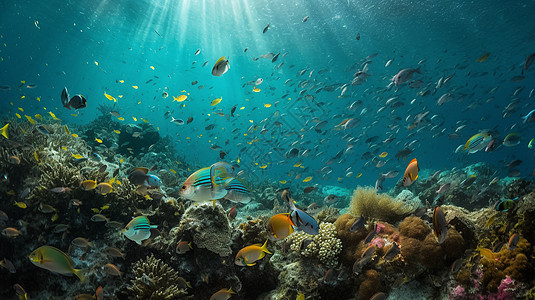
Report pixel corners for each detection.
[1,0,535,299]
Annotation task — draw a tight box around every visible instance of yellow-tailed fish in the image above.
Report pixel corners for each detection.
[132,86,138,89]
[173,95,187,102]
[234,240,271,266]
[29,246,86,282]
[34,151,39,162]
[253,87,261,92]
[49,111,60,120]
[15,113,21,119]
[34,114,43,121]
[95,138,102,143]
[14,201,27,209]
[0,123,8,139]
[104,92,116,102]
[403,158,419,186]
[72,154,84,159]
[25,115,35,125]
[303,176,312,182]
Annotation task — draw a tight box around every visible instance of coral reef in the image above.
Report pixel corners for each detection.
[175,203,232,257]
[349,187,415,223]
[286,222,342,267]
[128,254,191,299]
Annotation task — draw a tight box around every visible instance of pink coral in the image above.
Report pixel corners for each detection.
[487,276,517,300]
[450,285,466,299]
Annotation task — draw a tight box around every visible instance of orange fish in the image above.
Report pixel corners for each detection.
[267,213,295,239]
[234,240,271,266]
[403,158,419,186]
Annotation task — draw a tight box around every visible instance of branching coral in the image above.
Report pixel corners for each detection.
[128,254,191,299]
[349,187,414,223]
[286,222,342,267]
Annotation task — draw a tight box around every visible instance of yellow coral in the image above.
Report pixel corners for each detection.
[349,187,414,223]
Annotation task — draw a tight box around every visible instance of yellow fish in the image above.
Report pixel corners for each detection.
[34,114,43,121]
[211,97,222,106]
[173,95,187,102]
[379,152,388,158]
[132,86,138,89]
[15,113,21,119]
[14,201,27,209]
[253,87,261,92]
[0,123,8,139]
[279,180,287,184]
[61,146,67,151]
[476,53,490,63]
[18,107,24,112]
[49,111,60,120]
[234,240,271,266]
[29,246,86,282]
[113,130,120,134]
[356,173,362,178]
[72,154,84,159]
[34,151,39,162]
[132,117,137,121]
[72,134,79,138]
[25,115,35,125]
[150,66,155,70]
[101,205,110,210]
[64,125,70,135]
[170,169,177,174]
[94,61,98,66]
[293,162,302,167]
[104,92,116,102]
[117,117,125,121]
[296,292,305,300]
[119,80,124,83]
[264,103,272,107]
[260,164,268,169]
[81,180,97,191]
[51,213,59,222]
[303,176,313,182]
[95,138,102,143]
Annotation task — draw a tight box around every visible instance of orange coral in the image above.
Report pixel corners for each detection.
[357,270,382,300]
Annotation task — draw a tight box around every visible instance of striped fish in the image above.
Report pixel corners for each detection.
[180,162,234,202]
[463,132,492,154]
[224,178,251,203]
[122,216,157,245]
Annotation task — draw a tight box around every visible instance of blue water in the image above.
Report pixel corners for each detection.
[1,0,535,189]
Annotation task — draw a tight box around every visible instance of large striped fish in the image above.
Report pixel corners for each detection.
[463,132,492,154]
[122,216,157,245]
[180,162,234,202]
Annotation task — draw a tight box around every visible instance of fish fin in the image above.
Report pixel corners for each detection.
[73,268,86,283]
[188,241,192,249]
[135,240,142,245]
[246,262,256,266]
[186,281,192,289]
[260,240,272,254]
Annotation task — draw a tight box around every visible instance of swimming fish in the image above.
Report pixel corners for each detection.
[234,240,271,266]
[210,288,235,300]
[268,213,295,239]
[432,206,447,244]
[508,233,519,250]
[262,24,270,33]
[179,162,234,202]
[349,216,366,232]
[403,158,419,186]
[128,167,162,187]
[61,87,87,110]
[476,52,490,62]
[0,123,8,139]
[212,57,230,76]
[464,132,492,153]
[521,109,535,123]
[122,216,157,245]
[211,97,222,106]
[81,180,98,191]
[176,241,192,254]
[283,190,319,235]
[494,197,518,212]
[503,133,521,147]
[28,246,86,282]
[95,182,113,195]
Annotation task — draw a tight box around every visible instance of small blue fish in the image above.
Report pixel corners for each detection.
[521,109,535,123]
[92,153,102,161]
[122,216,157,245]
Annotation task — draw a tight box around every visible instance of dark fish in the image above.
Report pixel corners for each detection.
[492,242,505,253]
[228,206,237,219]
[272,53,280,63]
[0,86,10,90]
[302,16,309,22]
[194,49,200,55]
[300,238,313,250]
[35,125,51,135]
[364,228,376,244]
[506,159,522,168]
[98,164,107,173]
[262,24,270,34]
[523,53,535,74]
[205,124,215,130]
[154,29,162,37]
[395,148,413,160]
[113,168,119,177]
[219,151,226,159]
[383,243,400,260]
[349,216,366,232]
[303,186,315,194]
[508,233,519,250]
[244,48,248,53]
[285,148,299,159]
[67,95,87,110]
[128,168,149,186]
[187,117,193,124]
[356,33,360,40]
[450,258,462,273]
[361,245,375,259]
[432,206,447,244]
[231,105,236,117]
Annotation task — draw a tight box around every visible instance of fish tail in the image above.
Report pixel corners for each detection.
[73,268,86,283]
[260,240,272,254]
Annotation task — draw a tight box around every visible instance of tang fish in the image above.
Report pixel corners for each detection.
[29,246,86,282]
[61,87,87,110]
[179,162,234,202]
[283,190,319,235]
[122,216,157,245]
[403,158,419,186]
[212,57,230,76]
[234,240,271,266]
[128,167,162,187]
[268,213,295,239]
